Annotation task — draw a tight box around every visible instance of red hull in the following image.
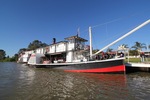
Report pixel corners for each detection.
[65,65,125,73]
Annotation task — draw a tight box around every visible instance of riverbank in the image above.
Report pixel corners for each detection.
[0,58,16,62]
[125,57,150,63]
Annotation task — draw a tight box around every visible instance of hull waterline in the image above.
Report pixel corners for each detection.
[34,58,125,74]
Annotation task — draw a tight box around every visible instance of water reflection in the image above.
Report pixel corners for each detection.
[11,68,130,100]
[127,72,150,100]
[17,64,35,85]
[0,63,150,100]
[71,73,129,100]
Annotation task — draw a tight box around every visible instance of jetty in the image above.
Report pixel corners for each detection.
[125,62,150,73]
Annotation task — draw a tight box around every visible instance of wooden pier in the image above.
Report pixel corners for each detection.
[125,63,150,73]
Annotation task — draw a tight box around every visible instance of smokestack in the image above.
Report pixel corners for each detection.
[53,38,56,44]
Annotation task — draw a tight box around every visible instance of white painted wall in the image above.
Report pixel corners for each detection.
[23,57,28,62]
[35,48,45,54]
[66,51,73,62]
[24,50,34,54]
[67,43,75,51]
[46,43,67,54]
[56,43,66,52]
[28,53,44,64]
[49,45,56,53]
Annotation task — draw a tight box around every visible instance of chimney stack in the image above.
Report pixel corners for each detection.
[53,38,56,44]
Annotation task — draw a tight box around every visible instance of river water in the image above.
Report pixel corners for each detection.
[0,62,150,100]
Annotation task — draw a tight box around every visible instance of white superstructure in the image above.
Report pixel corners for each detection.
[18,50,34,63]
[18,35,90,64]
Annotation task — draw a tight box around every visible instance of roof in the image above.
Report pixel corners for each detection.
[65,35,88,42]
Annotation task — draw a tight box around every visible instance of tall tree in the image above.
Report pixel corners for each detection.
[0,49,6,60]
[131,42,146,56]
[129,50,138,56]
[11,54,19,62]
[28,40,48,50]
[131,42,146,52]
[92,49,99,54]
[18,48,27,55]
[106,48,113,52]
[118,44,129,51]
[148,45,150,50]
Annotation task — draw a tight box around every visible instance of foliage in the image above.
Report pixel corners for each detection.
[124,58,141,63]
[92,49,99,53]
[148,45,150,50]
[18,48,28,55]
[0,49,6,60]
[125,57,150,63]
[122,44,129,48]
[131,41,146,51]
[129,50,139,56]
[0,39,48,62]
[106,48,113,52]
[28,40,48,50]
[0,54,18,62]
[118,44,129,50]
[12,54,19,61]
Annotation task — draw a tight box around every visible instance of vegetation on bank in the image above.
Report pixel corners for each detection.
[18,40,48,54]
[0,40,48,62]
[0,54,18,62]
[125,58,150,63]
[125,58,141,63]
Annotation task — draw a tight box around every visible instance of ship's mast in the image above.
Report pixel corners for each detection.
[93,19,150,56]
[89,26,93,59]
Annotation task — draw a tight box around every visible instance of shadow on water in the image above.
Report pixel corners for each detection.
[1,62,150,100]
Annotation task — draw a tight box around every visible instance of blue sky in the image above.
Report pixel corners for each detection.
[0,0,150,57]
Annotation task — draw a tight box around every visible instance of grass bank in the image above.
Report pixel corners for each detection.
[125,58,150,63]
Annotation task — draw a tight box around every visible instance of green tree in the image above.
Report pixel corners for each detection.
[92,49,99,54]
[122,44,129,48]
[148,45,150,50]
[18,48,27,55]
[0,49,6,60]
[106,48,113,52]
[118,44,129,50]
[131,42,146,51]
[129,50,138,56]
[28,40,48,50]
[11,54,19,62]
[131,42,146,56]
